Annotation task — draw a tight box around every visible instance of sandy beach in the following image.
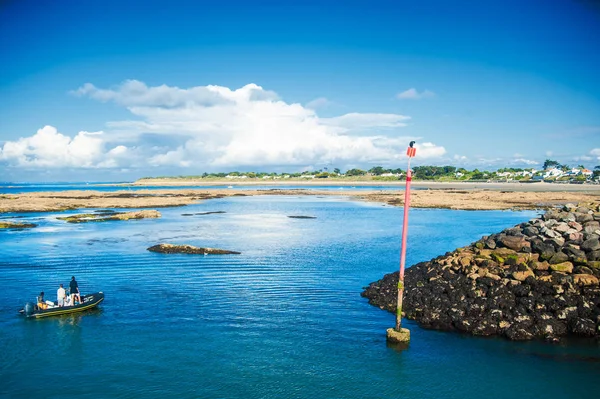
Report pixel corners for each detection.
[2,181,599,213]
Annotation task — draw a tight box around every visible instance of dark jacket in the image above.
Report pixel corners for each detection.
[69,279,79,294]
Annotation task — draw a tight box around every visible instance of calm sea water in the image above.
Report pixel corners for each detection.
[1,194,598,398]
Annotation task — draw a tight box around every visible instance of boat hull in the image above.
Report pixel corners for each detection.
[20,292,104,318]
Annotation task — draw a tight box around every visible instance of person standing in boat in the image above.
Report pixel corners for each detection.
[69,276,81,305]
[57,284,66,307]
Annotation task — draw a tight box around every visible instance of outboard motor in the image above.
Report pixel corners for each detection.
[24,302,35,317]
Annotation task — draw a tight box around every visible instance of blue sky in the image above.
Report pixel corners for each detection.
[1,0,599,181]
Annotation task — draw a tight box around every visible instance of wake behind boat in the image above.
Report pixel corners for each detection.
[20,292,104,318]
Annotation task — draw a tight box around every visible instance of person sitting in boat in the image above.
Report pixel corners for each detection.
[69,276,81,305]
[57,283,66,307]
[63,294,72,307]
[37,292,48,310]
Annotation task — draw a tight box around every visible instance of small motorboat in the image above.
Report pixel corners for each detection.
[19,292,104,318]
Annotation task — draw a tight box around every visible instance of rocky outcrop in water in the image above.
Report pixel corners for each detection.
[0,221,37,229]
[147,243,241,255]
[182,211,226,216]
[362,202,600,341]
[58,210,161,223]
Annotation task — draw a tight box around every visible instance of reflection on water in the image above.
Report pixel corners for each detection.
[1,195,599,399]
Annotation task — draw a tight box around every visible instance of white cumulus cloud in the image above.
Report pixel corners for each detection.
[0,126,132,169]
[396,88,436,100]
[70,81,445,168]
[2,82,447,173]
[512,158,540,165]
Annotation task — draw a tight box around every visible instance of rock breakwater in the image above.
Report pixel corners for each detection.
[362,202,600,341]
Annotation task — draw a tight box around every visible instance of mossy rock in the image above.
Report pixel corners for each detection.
[58,210,160,223]
[0,221,37,229]
[588,261,600,270]
[491,253,505,264]
[492,248,517,257]
[477,249,493,257]
[549,261,574,274]
[549,252,569,265]
[504,254,521,266]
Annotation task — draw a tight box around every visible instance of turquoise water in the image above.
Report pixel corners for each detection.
[1,195,599,398]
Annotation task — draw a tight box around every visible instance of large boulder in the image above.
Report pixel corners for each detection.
[548,252,569,264]
[581,238,600,252]
[499,235,530,252]
[549,262,574,274]
[573,274,599,286]
[512,267,534,282]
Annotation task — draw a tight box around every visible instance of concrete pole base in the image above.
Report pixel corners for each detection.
[386,327,410,343]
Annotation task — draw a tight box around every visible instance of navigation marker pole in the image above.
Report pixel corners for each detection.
[386,141,416,344]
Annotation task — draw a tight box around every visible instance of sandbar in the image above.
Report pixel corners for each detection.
[1,181,599,213]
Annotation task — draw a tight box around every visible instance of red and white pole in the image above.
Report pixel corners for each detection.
[395,141,416,332]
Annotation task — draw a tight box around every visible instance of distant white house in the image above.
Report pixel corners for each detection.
[455,172,464,178]
[380,172,402,177]
[581,168,593,177]
[262,175,272,179]
[543,168,564,178]
[515,170,533,177]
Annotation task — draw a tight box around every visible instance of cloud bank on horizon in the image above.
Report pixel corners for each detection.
[0,80,448,172]
[1,80,599,178]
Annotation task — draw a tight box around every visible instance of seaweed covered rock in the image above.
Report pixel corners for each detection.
[147,243,241,255]
[0,221,37,229]
[362,201,600,341]
[58,210,161,223]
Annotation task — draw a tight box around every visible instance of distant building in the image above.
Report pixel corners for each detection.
[515,171,533,177]
[543,168,563,178]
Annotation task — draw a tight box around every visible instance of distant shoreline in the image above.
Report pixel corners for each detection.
[127,178,600,193]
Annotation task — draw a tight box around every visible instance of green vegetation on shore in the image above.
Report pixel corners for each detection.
[139,161,600,183]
